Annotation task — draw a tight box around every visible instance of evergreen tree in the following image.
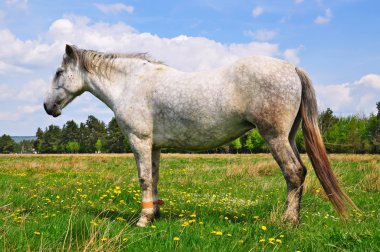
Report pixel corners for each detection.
[319,108,337,135]
[34,127,44,153]
[41,125,63,153]
[0,134,17,154]
[105,117,130,153]
[62,120,79,147]
[83,115,106,153]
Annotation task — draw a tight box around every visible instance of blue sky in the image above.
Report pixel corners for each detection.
[0,0,379,135]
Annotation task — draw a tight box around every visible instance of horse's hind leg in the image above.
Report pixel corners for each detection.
[260,131,306,225]
[152,148,161,218]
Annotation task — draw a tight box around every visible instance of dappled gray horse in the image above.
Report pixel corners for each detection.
[44,45,355,227]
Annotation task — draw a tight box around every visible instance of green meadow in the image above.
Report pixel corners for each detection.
[0,154,379,251]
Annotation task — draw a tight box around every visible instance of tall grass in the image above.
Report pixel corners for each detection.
[0,154,378,251]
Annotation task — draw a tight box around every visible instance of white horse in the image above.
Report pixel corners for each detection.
[44,45,355,227]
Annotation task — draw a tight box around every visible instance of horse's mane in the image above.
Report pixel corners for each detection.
[76,49,163,77]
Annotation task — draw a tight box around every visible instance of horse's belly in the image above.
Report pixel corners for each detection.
[152,117,253,151]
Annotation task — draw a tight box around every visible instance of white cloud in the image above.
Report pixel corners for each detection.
[42,17,281,72]
[314,8,333,24]
[356,74,380,89]
[17,79,48,101]
[0,61,30,74]
[316,74,380,115]
[18,104,41,113]
[94,3,134,14]
[0,111,20,121]
[316,83,352,112]
[252,6,264,17]
[283,46,303,65]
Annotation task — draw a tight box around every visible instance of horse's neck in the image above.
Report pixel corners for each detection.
[84,58,147,110]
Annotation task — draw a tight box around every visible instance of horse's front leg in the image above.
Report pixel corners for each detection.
[129,134,154,227]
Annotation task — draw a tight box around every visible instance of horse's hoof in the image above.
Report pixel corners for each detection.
[136,217,150,227]
[283,213,300,227]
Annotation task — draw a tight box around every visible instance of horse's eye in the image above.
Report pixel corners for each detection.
[55,70,64,78]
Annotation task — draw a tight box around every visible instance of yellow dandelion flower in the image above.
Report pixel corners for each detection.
[33,231,41,235]
[261,225,267,231]
[238,240,244,244]
[178,214,184,217]
[190,213,196,218]
[101,237,108,242]
[116,217,126,221]
[276,239,282,244]
[259,238,265,243]
[56,195,60,199]
[173,237,180,241]
[122,237,128,242]
[224,216,229,220]
[199,221,204,225]
[182,221,189,227]
[151,225,157,229]
[227,233,232,237]
[253,216,259,219]
[215,231,223,236]
[280,234,284,238]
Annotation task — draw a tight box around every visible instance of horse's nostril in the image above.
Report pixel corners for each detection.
[53,103,58,108]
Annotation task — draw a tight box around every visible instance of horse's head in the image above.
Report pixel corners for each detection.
[44,44,85,117]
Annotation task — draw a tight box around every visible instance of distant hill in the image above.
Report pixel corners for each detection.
[11,136,37,143]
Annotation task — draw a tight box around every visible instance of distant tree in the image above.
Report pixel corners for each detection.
[95,139,102,153]
[66,141,80,153]
[16,140,35,153]
[34,127,44,153]
[244,135,254,153]
[41,125,63,153]
[319,108,337,135]
[377,101,380,118]
[230,138,242,153]
[62,120,79,146]
[0,134,17,154]
[82,115,106,153]
[367,113,380,153]
[105,117,130,153]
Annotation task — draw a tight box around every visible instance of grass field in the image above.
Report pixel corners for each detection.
[0,154,379,251]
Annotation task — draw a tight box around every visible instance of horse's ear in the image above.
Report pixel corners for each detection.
[65,44,79,62]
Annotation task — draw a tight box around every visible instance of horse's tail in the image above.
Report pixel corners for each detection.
[295,67,357,218]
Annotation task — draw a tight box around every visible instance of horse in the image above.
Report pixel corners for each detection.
[44,44,355,227]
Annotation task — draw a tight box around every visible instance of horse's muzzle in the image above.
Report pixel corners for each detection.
[44,102,61,117]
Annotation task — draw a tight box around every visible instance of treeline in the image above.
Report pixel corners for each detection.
[1,102,379,154]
